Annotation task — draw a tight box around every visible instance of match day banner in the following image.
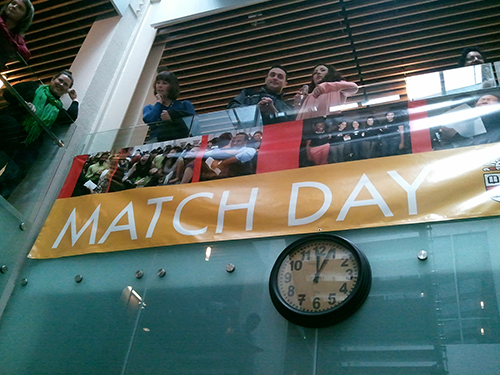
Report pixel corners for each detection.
[30,143,500,259]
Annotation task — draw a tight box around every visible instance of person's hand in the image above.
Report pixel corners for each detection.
[160,110,171,121]
[68,89,78,101]
[312,85,325,98]
[399,142,404,150]
[258,96,277,115]
[155,93,164,103]
[206,157,222,175]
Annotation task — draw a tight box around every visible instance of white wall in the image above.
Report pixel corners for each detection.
[152,0,269,26]
[70,1,161,153]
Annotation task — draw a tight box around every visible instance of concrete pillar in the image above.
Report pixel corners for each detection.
[70,0,162,154]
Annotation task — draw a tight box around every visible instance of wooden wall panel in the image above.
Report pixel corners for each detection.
[155,0,500,113]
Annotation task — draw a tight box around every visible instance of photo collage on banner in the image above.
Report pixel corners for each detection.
[67,126,264,197]
[61,87,500,198]
[299,102,411,168]
[425,87,500,150]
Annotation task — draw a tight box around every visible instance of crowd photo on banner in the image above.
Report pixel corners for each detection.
[69,84,500,196]
[70,126,264,196]
[0,3,499,202]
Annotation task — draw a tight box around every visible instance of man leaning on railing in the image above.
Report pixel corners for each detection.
[0,70,78,199]
[228,65,295,125]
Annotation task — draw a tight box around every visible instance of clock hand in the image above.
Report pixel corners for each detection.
[313,257,328,283]
[313,256,321,283]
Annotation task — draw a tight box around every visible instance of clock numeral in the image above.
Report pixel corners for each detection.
[341,258,349,267]
[340,283,348,294]
[314,245,326,257]
[290,260,303,271]
[288,285,295,297]
[284,272,292,283]
[298,294,306,306]
[328,293,336,305]
[300,250,311,260]
[314,246,336,260]
[313,297,321,309]
[346,269,354,280]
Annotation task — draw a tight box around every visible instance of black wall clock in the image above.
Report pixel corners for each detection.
[269,234,371,328]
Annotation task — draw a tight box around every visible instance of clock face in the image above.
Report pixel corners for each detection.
[269,235,371,327]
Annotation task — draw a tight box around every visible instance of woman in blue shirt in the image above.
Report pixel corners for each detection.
[143,71,196,142]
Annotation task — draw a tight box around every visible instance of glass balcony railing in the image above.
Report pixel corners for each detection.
[2,63,499,206]
[0,63,81,298]
[0,62,499,234]
[66,62,499,198]
[405,63,496,101]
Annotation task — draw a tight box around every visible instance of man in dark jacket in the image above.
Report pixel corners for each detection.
[228,65,294,124]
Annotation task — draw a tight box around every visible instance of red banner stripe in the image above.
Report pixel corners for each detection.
[192,135,209,183]
[408,99,432,153]
[257,120,304,173]
[57,154,88,199]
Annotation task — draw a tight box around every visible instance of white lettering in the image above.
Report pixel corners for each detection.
[388,167,430,215]
[174,193,214,236]
[216,188,259,233]
[52,205,101,248]
[146,196,174,238]
[337,174,393,221]
[288,182,332,226]
[98,202,137,243]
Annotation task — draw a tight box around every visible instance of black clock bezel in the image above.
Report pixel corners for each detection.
[269,234,372,328]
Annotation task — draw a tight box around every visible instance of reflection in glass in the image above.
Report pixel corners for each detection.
[443,65,483,92]
[329,102,358,112]
[362,94,400,106]
[122,286,144,309]
[406,63,497,101]
[406,72,441,100]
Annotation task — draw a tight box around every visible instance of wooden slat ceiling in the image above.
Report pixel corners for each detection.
[154,0,500,114]
[2,0,118,85]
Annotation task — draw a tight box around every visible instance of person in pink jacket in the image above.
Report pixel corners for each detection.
[295,63,358,120]
[0,0,34,64]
